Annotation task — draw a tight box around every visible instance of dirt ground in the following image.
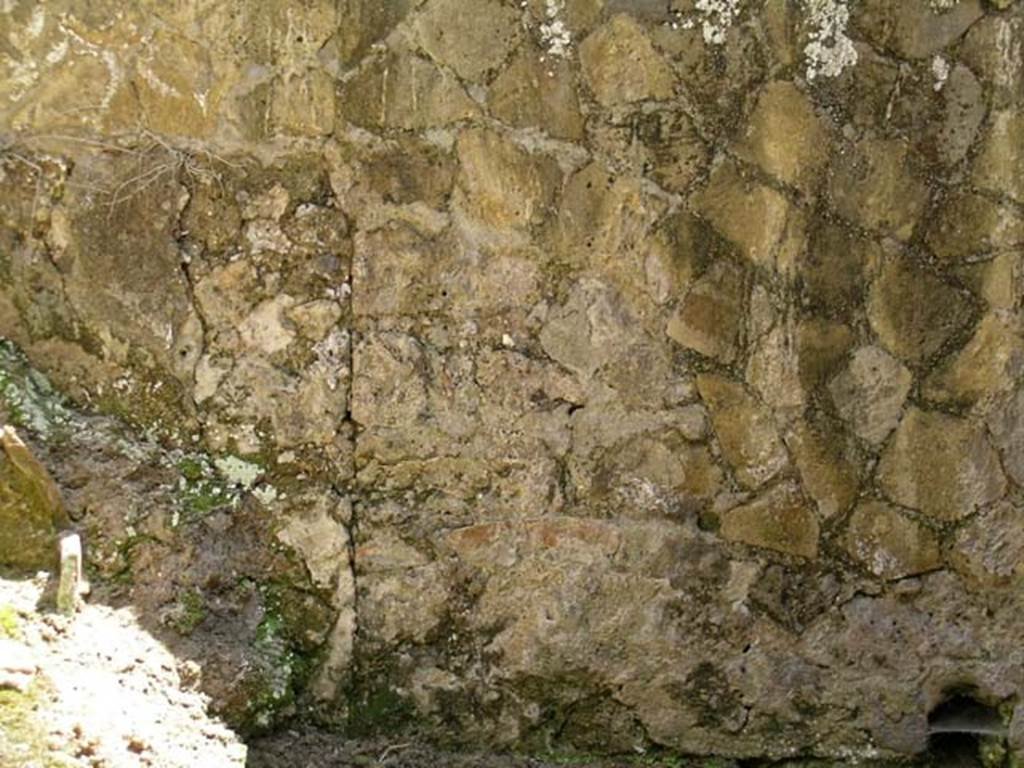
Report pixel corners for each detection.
[0,573,246,768]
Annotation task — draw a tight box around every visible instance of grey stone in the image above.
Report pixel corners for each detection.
[987,386,1024,488]
[828,346,912,446]
[950,501,1024,587]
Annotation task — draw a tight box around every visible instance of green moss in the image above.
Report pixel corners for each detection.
[173,454,239,524]
[0,681,63,768]
[979,735,1008,768]
[177,456,207,482]
[167,588,207,635]
[0,604,20,639]
[347,683,419,736]
[237,587,319,734]
[173,452,271,526]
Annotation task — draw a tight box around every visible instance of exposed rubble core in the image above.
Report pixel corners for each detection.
[1,0,1023,763]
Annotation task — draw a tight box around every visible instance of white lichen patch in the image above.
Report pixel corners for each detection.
[928,0,958,11]
[540,0,572,58]
[695,0,743,45]
[26,6,45,38]
[253,485,279,506]
[932,54,950,91]
[213,455,262,489]
[802,0,858,81]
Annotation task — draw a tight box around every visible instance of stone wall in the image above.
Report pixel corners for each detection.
[1,0,1023,760]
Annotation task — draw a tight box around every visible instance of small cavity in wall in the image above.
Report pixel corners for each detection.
[927,691,1013,768]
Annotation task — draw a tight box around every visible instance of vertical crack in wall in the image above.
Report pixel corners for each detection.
[341,204,360,714]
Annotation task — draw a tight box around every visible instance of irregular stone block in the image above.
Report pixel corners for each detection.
[786,418,860,520]
[579,14,674,106]
[334,0,416,65]
[801,224,875,317]
[828,138,928,241]
[956,253,1023,312]
[844,501,940,581]
[926,192,1024,264]
[270,70,336,137]
[960,16,1024,110]
[455,128,561,233]
[877,408,1006,522]
[552,164,673,300]
[351,223,453,318]
[794,318,855,392]
[60,151,203,392]
[950,501,1024,587]
[693,160,806,272]
[853,0,984,60]
[867,256,974,363]
[340,49,479,130]
[540,279,633,377]
[987,386,1024,488]
[828,345,912,446]
[666,261,746,364]
[275,493,355,700]
[414,0,521,83]
[697,374,788,490]
[362,136,457,208]
[972,111,1024,206]
[720,483,819,559]
[923,313,1024,406]
[747,321,807,415]
[591,432,722,517]
[733,80,831,193]
[634,108,709,193]
[934,64,985,167]
[488,44,585,140]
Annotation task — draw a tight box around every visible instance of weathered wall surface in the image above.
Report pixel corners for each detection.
[1,0,1024,759]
